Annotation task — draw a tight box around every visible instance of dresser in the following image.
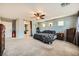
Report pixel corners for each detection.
[66,28,76,44]
[0,24,5,56]
[77,32,79,46]
[75,32,79,46]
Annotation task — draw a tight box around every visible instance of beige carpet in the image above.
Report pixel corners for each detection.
[3,36,79,56]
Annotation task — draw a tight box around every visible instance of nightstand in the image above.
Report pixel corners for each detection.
[57,33,64,40]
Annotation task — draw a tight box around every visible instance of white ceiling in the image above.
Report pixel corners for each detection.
[0,3,79,21]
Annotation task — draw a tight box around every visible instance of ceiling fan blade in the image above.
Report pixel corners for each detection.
[41,17,44,19]
[34,14,37,16]
[40,15,45,18]
[41,14,45,16]
[37,13,40,16]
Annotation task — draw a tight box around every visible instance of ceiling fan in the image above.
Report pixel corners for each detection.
[33,12,45,20]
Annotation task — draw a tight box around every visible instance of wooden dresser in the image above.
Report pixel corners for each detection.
[75,32,79,46]
[66,28,76,43]
[77,32,79,46]
[0,24,5,56]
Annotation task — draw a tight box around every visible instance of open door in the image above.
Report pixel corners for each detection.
[24,21,32,36]
[30,21,32,36]
[1,21,12,39]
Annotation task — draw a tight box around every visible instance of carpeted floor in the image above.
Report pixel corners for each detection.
[3,36,79,56]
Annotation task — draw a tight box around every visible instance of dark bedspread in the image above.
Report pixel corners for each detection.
[33,33,57,44]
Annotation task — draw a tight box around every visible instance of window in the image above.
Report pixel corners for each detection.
[58,21,64,26]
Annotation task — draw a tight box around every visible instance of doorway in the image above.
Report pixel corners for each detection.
[24,20,32,37]
[1,21,12,39]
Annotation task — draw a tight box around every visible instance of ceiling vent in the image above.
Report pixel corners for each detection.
[61,3,70,7]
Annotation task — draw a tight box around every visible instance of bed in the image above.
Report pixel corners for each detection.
[33,30,57,44]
